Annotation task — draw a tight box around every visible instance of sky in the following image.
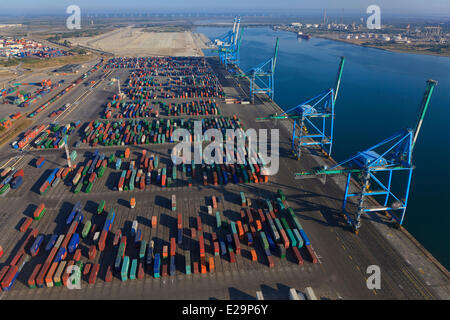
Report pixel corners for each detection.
[1,0,449,16]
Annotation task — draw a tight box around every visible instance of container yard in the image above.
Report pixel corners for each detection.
[0,51,448,302]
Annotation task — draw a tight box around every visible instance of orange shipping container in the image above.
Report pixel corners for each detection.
[45,261,58,287]
[251,249,257,262]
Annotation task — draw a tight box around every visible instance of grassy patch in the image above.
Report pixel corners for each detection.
[141,26,191,33]
[21,54,95,70]
[0,118,34,147]
[0,58,20,67]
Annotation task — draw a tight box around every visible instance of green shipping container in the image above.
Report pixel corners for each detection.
[277,189,286,201]
[139,240,147,259]
[293,228,304,248]
[259,231,269,250]
[97,166,106,178]
[97,200,105,214]
[85,182,93,193]
[281,218,290,231]
[216,211,221,228]
[82,220,92,238]
[129,259,137,280]
[230,221,237,234]
[286,228,297,247]
[121,256,130,281]
[74,182,83,194]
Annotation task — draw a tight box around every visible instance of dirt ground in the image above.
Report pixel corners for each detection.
[67,27,210,57]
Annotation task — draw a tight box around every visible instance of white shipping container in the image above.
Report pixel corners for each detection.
[305,287,318,300]
[55,235,64,248]
[256,291,264,300]
[289,288,300,300]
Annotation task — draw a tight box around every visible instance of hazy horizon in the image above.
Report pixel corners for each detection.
[1,0,449,16]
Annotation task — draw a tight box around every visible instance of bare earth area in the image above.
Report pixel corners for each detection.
[67,27,209,57]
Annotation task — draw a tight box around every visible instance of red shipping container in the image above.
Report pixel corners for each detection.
[98,230,107,251]
[267,255,275,268]
[0,266,10,284]
[36,262,50,287]
[170,237,176,256]
[105,266,112,283]
[11,249,25,267]
[89,263,99,284]
[162,263,168,277]
[250,225,256,237]
[198,235,205,257]
[246,208,253,223]
[88,245,97,260]
[177,213,182,229]
[137,262,144,280]
[201,263,207,274]
[213,241,219,255]
[83,263,91,276]
[233,233,241,255]
[36,157,45,168]
[258,209,266,223]
[193,262,199,274]
[196,216,202,232]
[151,216,157,228]
[13,169,24,178]
[292,246,304,265]
[209,257,215,272]
[229,251,236,263]
[20,217,32,232]
[306,245,318,264]
[28,264,41,288]
[191,228,196,239]
[212,232,217,242]
[1,265,18,290]
[280,229,290,249]
[73,249,81,261]
[62,260,74,286]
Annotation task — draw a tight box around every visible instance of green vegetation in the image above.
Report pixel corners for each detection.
[0,118,33,147]
[47,27,110,42]
[141,25,191,33]
[0,58,20,67]
[69,46,87,55]
[20,54,94,70]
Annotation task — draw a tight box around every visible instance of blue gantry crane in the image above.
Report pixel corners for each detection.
[214,16,243,68]
[247,37,279,103]
[257,56,345,160]
[294,80,437,234]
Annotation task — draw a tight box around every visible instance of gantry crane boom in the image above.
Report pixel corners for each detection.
[333,56,345,103]
[412,79,437,152]
[247,37,279,102]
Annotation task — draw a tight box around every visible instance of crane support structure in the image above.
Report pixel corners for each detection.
[247,37,279,103]
[256,56,345,160]
[295,80,437,233]
[214,16,243,69]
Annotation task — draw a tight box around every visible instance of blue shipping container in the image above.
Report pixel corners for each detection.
[45,234,58,251]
